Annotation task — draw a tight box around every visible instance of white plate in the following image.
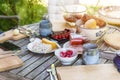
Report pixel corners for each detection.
[63,41,70,48]
[27,41,60,54]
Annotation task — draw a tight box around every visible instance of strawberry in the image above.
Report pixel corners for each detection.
[66,50,73,56]
[60,50,73,58]
[66,55,71,57]
[60,52,67,57]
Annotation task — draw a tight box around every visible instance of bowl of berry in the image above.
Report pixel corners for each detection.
[55,48,78,65]
[50,29,71,44]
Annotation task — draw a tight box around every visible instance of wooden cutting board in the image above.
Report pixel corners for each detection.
[0,55,23,72]
[51,20,76,32]
[0,30,27,43]
[56,64,120,80]
[0,49,23,72]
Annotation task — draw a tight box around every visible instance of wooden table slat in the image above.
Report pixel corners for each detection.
[105,60,113,64]
[73,56,83,65]
[20,53,33,62]
[10,53,34,74]
[33,60,61,80]
[10,38,29,46]
[26,56,58,79]
[45,76,50,80]
[99,58,108,64]
[18,54,54,77]
[10,54,43,74]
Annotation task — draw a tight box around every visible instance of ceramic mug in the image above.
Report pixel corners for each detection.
[82,43,99,65]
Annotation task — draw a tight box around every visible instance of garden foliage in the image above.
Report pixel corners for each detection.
[0,0,47,31]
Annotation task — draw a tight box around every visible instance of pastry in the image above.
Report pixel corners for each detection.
[104,32,120,49]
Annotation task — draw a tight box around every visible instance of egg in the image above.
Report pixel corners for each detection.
[84,19,97,29]
[13,29,20,36]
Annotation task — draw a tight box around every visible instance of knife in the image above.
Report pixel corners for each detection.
[0,33,5,37]
[51,64,58,80]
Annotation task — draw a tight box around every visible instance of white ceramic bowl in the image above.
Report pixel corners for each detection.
[55,48,78,65]
[79,25,107,41]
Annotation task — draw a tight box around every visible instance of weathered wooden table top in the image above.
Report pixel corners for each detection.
[5,23,119,80]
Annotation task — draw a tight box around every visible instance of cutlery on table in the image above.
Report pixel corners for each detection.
[99,49,119,54]
[47,69,54,80]
[0,33,5,37]
[51,64,58,80]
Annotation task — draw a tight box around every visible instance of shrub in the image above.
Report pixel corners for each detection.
[0,0,47,31]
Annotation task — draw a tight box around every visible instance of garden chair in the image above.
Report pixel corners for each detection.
[0,15,20,24]
[0,15,20,31]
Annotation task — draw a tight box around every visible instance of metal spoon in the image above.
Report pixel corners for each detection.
[47,69,54,80]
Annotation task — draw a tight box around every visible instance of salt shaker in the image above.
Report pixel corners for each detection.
[39,20,52,37]
[82,43,99,65]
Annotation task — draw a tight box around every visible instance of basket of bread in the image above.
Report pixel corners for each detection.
[76,14,107,40]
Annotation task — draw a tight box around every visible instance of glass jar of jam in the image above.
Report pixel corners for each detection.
[70,33,84,45]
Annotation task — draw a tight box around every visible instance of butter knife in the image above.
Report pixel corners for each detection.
[51,64,58,80]
[0,33,5,37]
[47,69,54,80]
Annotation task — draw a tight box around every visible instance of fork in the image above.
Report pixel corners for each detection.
[47,69,54,80]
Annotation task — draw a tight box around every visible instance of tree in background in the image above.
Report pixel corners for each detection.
[0,0,47,31]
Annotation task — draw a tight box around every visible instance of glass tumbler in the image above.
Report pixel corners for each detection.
[82,43,99,65]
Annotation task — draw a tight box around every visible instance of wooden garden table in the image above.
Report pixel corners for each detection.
[1,23,118,80]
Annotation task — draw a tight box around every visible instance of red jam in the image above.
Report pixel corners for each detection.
[70,33,84,45]
[70,38,84,45]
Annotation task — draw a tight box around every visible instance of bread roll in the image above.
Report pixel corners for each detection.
[81,14,106,27]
